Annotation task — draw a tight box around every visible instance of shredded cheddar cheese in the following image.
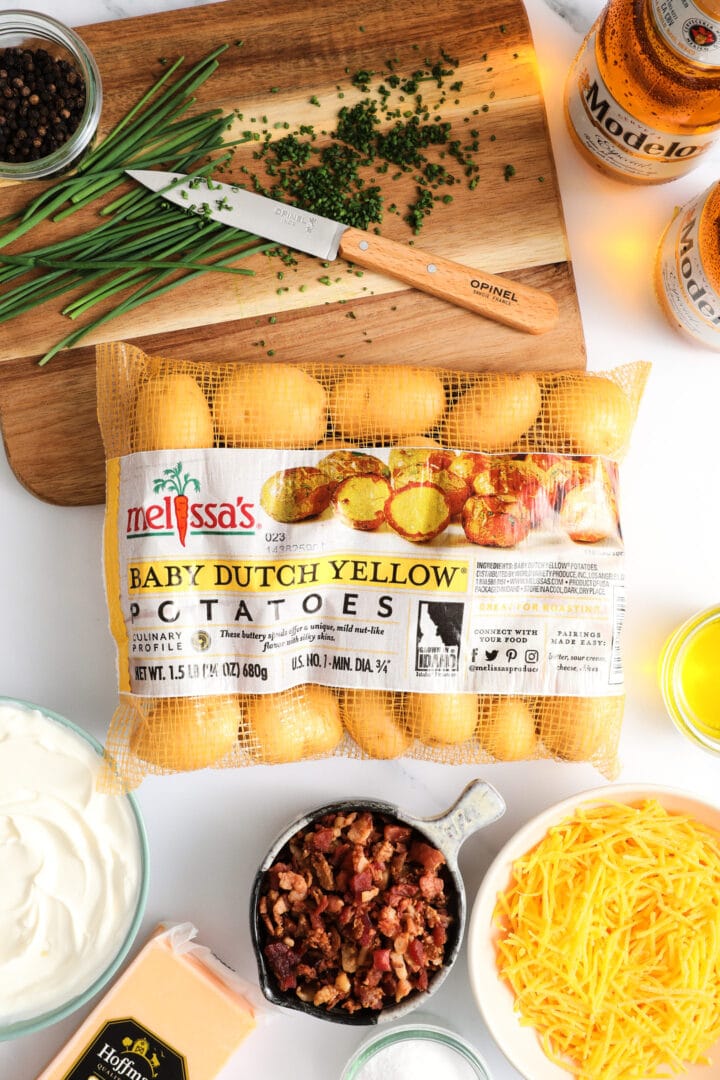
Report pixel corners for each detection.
[494,800,720,1079]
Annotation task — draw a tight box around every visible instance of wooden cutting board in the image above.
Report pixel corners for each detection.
[0,0,585,506]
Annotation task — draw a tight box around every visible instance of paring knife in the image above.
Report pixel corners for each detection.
[126,169,558,335]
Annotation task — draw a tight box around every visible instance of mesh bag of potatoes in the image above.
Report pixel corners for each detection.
[97,341,649,787]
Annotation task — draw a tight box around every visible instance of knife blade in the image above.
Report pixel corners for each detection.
[126,169,558,335]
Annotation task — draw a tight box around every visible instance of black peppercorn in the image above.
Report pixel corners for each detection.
[0,45,86,163]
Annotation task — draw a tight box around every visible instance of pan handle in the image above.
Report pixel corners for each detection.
[416,779,505,863]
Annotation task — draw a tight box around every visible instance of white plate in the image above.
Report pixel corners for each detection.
[467,784,720,1080]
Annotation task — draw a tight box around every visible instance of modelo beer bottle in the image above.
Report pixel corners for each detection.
[565,0,720,183]
[655,181,720,347]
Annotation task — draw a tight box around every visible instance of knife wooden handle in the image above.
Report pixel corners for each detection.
[337,227,558,335]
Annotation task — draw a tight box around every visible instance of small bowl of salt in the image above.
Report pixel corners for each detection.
[341,1018,492,1080]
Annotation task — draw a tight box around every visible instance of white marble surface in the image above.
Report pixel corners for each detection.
[2,0,720,1078]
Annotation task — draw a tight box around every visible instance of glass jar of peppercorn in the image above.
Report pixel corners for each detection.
[0,11,101,180]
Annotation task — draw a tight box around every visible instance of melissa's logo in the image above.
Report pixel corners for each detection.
[126,462,256,545]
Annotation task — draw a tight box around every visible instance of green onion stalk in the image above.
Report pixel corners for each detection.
[0,45,273,365]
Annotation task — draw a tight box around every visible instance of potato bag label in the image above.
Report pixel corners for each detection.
[107,447,625,700]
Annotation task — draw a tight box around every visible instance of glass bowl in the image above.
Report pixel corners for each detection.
[659,604,720,755]
[0,696,149,1041]
[341,1018,493,1079]
[0,10,102,179]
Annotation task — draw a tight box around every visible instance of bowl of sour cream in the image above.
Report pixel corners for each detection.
[0,697,149,1039]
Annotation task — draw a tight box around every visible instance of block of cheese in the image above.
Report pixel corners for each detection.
[36,924,258,1080]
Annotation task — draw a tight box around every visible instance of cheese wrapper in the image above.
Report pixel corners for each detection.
[36,924,261,1080]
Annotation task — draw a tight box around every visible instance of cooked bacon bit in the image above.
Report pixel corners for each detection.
[351,848,370,874]
[390,951,408,979]
[314,985,341,1008]
[358,912,375,947]
[386,882,419,906]
[419,872,445,901]
[373,948,392,971]
[393,932,410,955]
[407,938,425,967]
[338,903,354,928]
[264,941,299,991]
[272,895,288,921]
[390,852,409,884]
[310,826,336,853]
[341,943,358,973]
[373,839,394,865]
[410,840,446,873]
[377,905,401,938]
[258,810,453,1014]
[358,985,384,1010]
[278,870,308,897]
[347,811,374,844]
[364,965,383,988]
[311,853,335,891]
[384,823,412,843]
[350,868,373,895]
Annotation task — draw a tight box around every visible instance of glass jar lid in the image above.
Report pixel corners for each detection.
[341,1019,492,1080]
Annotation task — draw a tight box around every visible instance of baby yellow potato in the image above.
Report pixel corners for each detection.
[130,694,242,771]
[406,692,477,746]
[329,367,446,440]
[444,373,541,451]
[317,450,389,486]
[559,481,619,543]
[246,685,343,764]
[260,466,334,522]
[536,695,623,761]
[333,474,391,530]
[392,465,469,517]
[385,483,452,542]
[478,696,537,761]
[542,375,632,457]
[290,685,344,755]
[341,689,411,759]
[388,446,455,473]
[213,363,327,447]
[134,374,214,451]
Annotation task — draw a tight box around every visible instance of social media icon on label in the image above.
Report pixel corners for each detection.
[506,648,518,660]
[485,649,499,662]
[525,648,539,664]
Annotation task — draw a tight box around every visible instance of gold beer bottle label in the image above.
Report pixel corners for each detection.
[566,30,716,180]
[651,0,720,65]
[656,185,720,348]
